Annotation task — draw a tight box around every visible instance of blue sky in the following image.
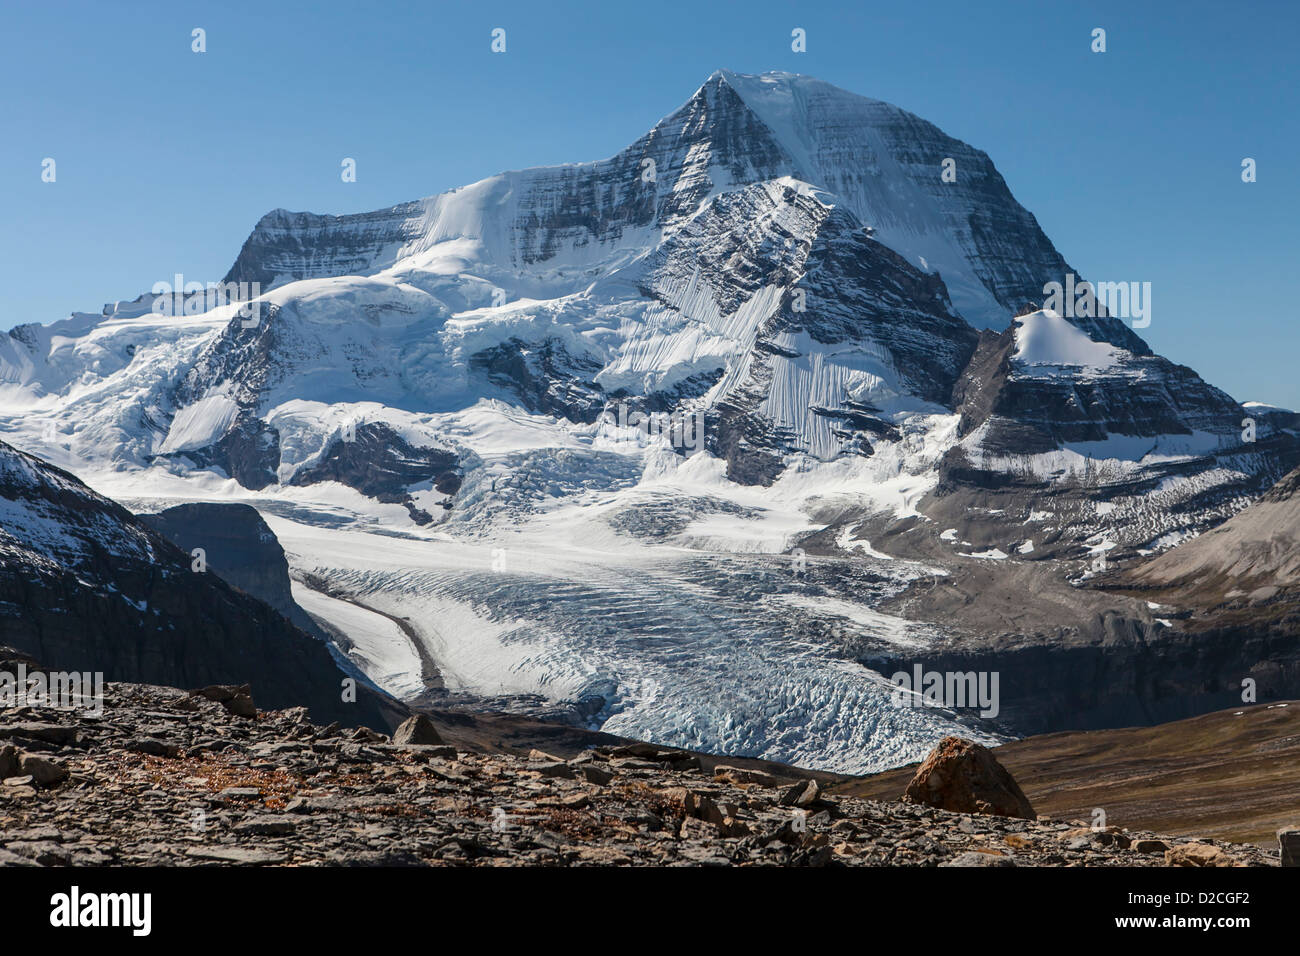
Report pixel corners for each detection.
[2,0,1297,404]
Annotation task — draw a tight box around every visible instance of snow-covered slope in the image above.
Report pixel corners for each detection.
[1011,309,1120,370]
[221,71,1133,344]
[1122,463,1300,600]
[918,308,1296,566]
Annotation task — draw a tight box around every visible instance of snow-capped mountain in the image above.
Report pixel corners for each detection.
[919,308,1297,568]
[1,70,1293,772]
[224,71,1106,336]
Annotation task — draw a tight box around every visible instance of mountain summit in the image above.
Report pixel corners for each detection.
[225,70,1135,347]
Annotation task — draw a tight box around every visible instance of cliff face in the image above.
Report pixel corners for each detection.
[871,625,1300,738]
[141,503,300,619]
[0,442,397,729]
[920,309,1300,561]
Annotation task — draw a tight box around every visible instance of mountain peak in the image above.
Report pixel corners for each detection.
[709,68,814,85]
[706,68,897,123]
[708,68,867,95]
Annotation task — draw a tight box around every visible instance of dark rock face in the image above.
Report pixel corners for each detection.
[872,617,1300,737]
[949,312,1250,460]
[223,203,430,293]
[903,736,1035,819]
[469,339,607,424]
[175,414,281,491]
[1247,404,1300,437]
[0,441,396,729]
[976,363,1245,456]
[920,309,1300,558]
[631,181,980,482]
[159,304,286,491]
[783,209,979,408]
[950,326,1017,440]
[710,407,789,487]
[289,422,461,524]
[1280,830,1300,867]
[139,502,398,704]
[141,503,299,621]
[172,305,280,412]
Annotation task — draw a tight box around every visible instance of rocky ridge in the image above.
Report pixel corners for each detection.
[0,662,1276,867]
[0,442,395,730]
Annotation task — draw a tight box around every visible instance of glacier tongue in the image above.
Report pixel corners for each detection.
[262,459,1003,775]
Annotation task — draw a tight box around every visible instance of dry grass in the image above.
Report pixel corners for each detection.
[831,701,1300,846]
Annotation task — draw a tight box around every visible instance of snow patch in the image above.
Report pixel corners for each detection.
[1012,309,1121,370]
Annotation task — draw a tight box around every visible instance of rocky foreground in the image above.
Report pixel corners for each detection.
[0,677,1283,867]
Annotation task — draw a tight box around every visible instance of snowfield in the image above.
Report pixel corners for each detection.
[264,455,1004,773]
[1012,309,1121,372]
[72,406,999,774]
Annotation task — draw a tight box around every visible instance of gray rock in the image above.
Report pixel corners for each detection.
[529,762,575,779]
[391,714,443,746]
[1133,838,1170,854]
[216,786,263,801]
[232,815,298,836]
[779,778,820,808]
[1279,828,1300,867]
[19,754,69,788]
[224,693,258,718]
[126,738,180,758]
[191,684,250,703]
[941,851,1017,867]
[185,846,287,865]
[0,723,79,746]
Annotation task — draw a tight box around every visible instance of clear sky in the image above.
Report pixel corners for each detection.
[2,0,1296,405]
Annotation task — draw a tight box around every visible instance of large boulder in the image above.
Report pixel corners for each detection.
[1165,843,1234,867]
[1278,828,1300,867]
[0,744,17,779]
[903,736,1036,819]
[391,714,443,746]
